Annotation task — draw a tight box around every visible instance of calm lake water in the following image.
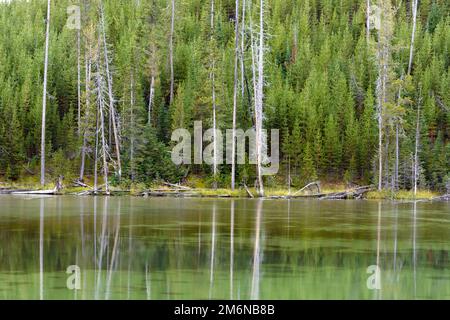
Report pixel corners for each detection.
[0,195,449,300]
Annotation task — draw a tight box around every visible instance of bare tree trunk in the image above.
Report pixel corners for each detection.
[210,0,218,190]
[99,1,121,179]
[96,34,109,194]
[169,0,175,105]
[77,28,81,136]
[80,47,91,182]
[240,0,246,99]
[130,72,135,181]
[94,96,99,192]
[148,75,155,126]
[414,103,420,197]
[407,0,418,75]
[41,0,51,186]
[366,0,370,43]
[394,123,399,191]
[231,0,240,191]
[255,0,265,197]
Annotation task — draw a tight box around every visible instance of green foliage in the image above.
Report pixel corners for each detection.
[0,0,448,191]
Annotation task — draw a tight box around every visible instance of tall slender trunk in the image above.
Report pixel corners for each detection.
[77,28,81,136]
[231,0,240,190]
[366,0,370,43]
[41,0,51,186]
[414,103,420,197]
[240,0,246,99]
[80,46,91,181]
[408,0,418,75]
[99,89,109,194]
[99,1,121,179]
[94,97,99,192]
[169,0,175,105]
[148,75,155,126]
[130,72,135,181]
[96,33,109,194]
[255,0,265,197]
[211,0,218,189]
[394,123,399,191]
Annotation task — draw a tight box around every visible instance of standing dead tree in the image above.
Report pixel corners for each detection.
[231,0,240,191]
[375,0,394,191]
[99,1,122,179]
[94,31,110,195]
[40,0,51,186]
[254,0,265,197]
[407,0,418,75]
[169,0,175,105]
[210,0,218,190]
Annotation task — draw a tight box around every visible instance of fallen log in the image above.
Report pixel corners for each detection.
[293,181,321,196]
[243,184,254,198]
[73,180,92,188]
[431,194,450,201]
[320,186,374,200]
[10,188,57,195]
[162,181,191,190]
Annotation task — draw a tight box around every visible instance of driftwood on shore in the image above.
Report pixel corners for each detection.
[293,181,321,196]
[267,185,374,200]
[243,183,254,198]
[431,194,450,201]
[319,185,374,200]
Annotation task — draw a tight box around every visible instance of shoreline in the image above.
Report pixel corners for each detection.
[1,182,448,201]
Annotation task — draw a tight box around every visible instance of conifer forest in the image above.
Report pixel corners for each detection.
[0,0,449,195]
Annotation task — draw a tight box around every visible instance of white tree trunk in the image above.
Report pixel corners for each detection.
[231,0,240,190]
[130,73,135,181]
[211,0,218,189]
[240,0,246,99]
[148,75,154,125]
[169,0,175,105]
[255,0,265,197]
[79,47,91,181]
[41,0,51,186]
[366,0,370,43]
[77,28,81,136]
[408,0,418,75]
[94,96,99,192]
[414,103,420,197]
[100,1,122,179]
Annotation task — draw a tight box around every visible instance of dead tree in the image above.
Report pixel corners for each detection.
[79,46,92,182]
[210,0,218,189]
[130,72,136,181]
[366,0,371,42]
[148,75,155,125]
[77,27,82,136]
[407,0,418,75]
[254,0,265,197]
[41,0,51,186]
[413,99,420,197]
[231,0,240,191]
[375,0,394,191]
[169,0,175,105]
[99,1,121,179]
[95,33,110,194]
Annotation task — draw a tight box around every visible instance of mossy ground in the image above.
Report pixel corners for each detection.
[0,177,442,200]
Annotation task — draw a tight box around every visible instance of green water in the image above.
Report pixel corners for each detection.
[0,196,449,300]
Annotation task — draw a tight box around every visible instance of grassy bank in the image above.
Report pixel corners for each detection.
[1,177,444,200]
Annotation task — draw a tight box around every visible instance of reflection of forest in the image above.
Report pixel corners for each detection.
[0,197,449,299]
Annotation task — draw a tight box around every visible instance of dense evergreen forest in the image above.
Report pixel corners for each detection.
[0,0,449,193]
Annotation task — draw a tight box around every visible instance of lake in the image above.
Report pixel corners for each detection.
[0,196,449,299]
